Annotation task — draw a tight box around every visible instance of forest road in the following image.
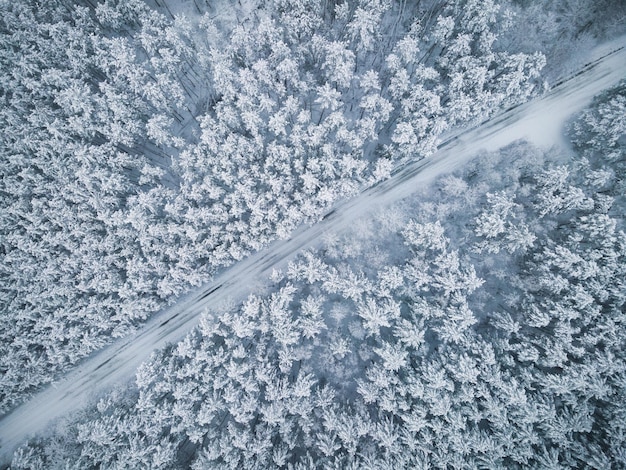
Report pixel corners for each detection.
[1,35,625,465]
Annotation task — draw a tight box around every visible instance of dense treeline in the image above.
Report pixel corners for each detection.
[11,82,625,468]
[0,0,204,412]
[0,0,546,412]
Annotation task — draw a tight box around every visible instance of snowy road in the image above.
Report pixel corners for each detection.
[1,36,625,464]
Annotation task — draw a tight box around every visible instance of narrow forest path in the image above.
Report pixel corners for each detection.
[1,35,625,464]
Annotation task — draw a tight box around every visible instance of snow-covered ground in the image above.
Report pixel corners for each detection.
[0,35,624,465]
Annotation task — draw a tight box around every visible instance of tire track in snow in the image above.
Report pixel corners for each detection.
[1,36,625,464]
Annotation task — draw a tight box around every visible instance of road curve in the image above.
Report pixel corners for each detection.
[1,35,625,465]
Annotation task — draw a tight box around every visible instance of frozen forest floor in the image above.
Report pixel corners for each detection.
[0,34,625,464]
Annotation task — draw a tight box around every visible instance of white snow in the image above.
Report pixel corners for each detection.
[0,35,624,465]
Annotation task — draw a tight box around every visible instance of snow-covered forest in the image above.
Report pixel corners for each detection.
[9,77,626,469]
[1,0,549,413]
[1,0,625,467]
